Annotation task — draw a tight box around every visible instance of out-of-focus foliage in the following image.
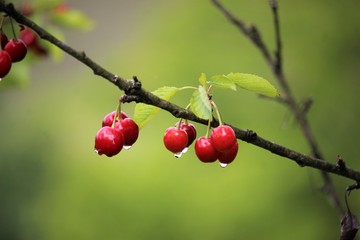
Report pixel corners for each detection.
[1,0,360,240]
[0,0,93,89]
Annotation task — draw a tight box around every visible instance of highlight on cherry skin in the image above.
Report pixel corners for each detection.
[94,126,124,157]
[194,125,239,167]
[210,125,237,152]
[194,137,219,163]
[115,118,139,149]
[163,127,189,157]
[4,39,28,62]
[94,110,139,157]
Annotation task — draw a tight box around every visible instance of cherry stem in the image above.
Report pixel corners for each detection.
[0,16,4,29]
[205,118,211,138]
[117,100,123,120]
[9,16,17,40]
[111,102,122,128]
[176,120,182,130]
[345,190,351,213]
[183,103,192,125]
[210,99,223,126]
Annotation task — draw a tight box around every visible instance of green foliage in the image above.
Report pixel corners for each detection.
[135,72,278,124]
[134,86,183,128]
[208,75,237,91]
[2,1,358,240]
[190,85,212,120]
[50,9,94,31]
[0,1,93,90]
[32,0,61,10]
[198,72,207,87]
[217,72,279,97]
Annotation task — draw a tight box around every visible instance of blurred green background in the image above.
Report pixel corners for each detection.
[1,0,360,239]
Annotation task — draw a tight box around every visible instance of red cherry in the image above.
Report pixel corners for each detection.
[218,141,238,164]
[94,126,124,157]
[115,118,139,147]
[194,137,219,163]
[179,122,197,147]
[163,127,188,154]
[210,125,237,152]
[102,111,128,127]
[20,28,48,56]
[0,30,9,49]
[4,39,28,62]
[20,28,37,47]
[0,51,12,78]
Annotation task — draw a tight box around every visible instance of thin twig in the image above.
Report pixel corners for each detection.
[212,0,344,213]
[269,0,344,214]
[0,2,360,187]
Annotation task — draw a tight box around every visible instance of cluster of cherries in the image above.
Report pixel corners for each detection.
[163,121,197,158]
[0,28,28,78]
[94,110,139,157]
[0,17,47,79]
[163,121,238,167]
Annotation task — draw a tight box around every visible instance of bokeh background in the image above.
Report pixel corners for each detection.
[1,0,360,239]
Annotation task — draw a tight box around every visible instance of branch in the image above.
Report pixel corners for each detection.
[1,2,360,186]
[211,0,344,213]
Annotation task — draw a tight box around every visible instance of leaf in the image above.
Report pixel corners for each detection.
[224,72,279,97]
[33,0,61,10]
[51,8,94,31]
[190,85,212,120]
[133,87,181,128]
[198,73,207,87]
[208,75,237,91]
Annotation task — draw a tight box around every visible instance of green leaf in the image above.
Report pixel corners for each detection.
[208,75,237,91]
[190,86,212,120]
[133,87,181,128]
[33,0,61,10]
[225,72,279,97]
[198,73,207,87]
[51,9,94,31]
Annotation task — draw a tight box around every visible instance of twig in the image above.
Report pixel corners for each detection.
[212,0,344,213]
[0,2,360,187]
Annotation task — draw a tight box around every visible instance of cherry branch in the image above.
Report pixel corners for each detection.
[211,0,344,213]
[1,2,360,187]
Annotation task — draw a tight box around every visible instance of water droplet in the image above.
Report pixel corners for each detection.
[219,162,228,168]
[123,145,132,150]
[0,78,2,82]
[182,147,188,153]
[94,149,99,154]
[174,152,182,158]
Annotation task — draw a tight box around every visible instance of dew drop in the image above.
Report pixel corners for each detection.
[0,78,2,81]
[174,152,183,158]
[182,147,188,153]
[219,162,228,168]
[94,149,99,154]
[123,145,132,150]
